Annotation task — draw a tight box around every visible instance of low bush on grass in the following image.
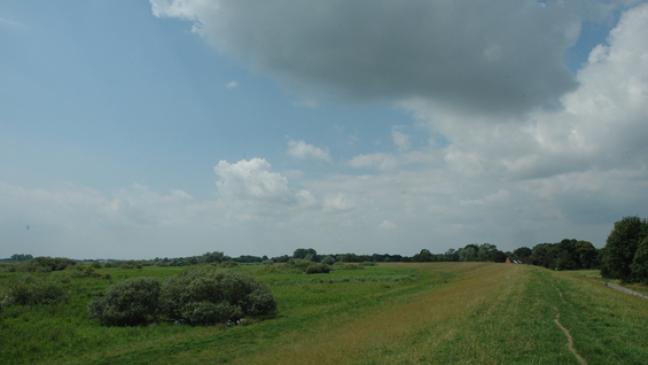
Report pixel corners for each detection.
[161,270,276,325]
[71,266,102,278]
[182,301,243,325]
[305,263,331,274]
[2,277,67,306]
[321,256,336,265]
[89,270,276,326]
[89,278,161,326]
[22,256,76,272]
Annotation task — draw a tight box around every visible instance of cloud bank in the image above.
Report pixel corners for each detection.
[3,2,648,259]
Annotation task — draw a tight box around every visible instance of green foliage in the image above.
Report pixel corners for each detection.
[181,301,243,325]
[413,249,434,262]
[2,276,67,306]
[202,251,226,263]
[89,278,161,326]
[9,254,33,262]
[631,236,648,283]
[71,266,102,278]
[160,270,276,325]
[321,256,336,265]
[293,248,317,260]
[601,216,648,280]
[513,247,532,263]
[288,259,313,271]
[25,256,76,272]
[305,263,331,274]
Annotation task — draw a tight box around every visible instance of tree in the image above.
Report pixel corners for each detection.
[477,243,498,261]
[631,236,648,283]
[413,249,434,262]
[321,256,336,265]
[293,248,317,260]
[531,243,558,269]
[458,244,479,261]
[601,217,647,280]
[9,254,33,262]
[202,251,225,263]
[513,247,532,263]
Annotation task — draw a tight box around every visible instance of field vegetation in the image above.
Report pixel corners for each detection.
[2,217,648,364]
[1,261,648,364]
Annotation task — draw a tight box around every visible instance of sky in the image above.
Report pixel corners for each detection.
[1,0,647,259]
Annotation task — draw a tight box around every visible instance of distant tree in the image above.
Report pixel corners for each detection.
[443,249,459,261]
[413,249,434,262]
[458,244,479,262]
[493,250,507,263]
[601,217,647,280]
[573,240,598,269]
[531,243,558,269]
[202,251,225,263]
[477,243,498,261]
[9,254,33,262]
[293,248,317,260]
[321,256,336,265]
[631,236,648,283]
[513,247,532,263]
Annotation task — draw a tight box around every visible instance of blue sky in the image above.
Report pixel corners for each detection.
[1,1,647,259]
[1,0,409,197]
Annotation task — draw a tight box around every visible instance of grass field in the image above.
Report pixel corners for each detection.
[1,262,648,364]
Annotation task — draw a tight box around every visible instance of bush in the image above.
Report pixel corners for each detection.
[71,266,102,278]
[3,277,67,305]
[288,259,312,271]
[160,270,276,325]
[305,263,330,274]
[27,257,76,272]
[182,301,243,325]
[338,263,363,270]
[89,278,161,326]
[321,256,336,265]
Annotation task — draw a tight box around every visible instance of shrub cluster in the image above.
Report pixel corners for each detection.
[2,277,67,306]
[305,263,331,274]
[89,278,161,326]
[90,271,276,326]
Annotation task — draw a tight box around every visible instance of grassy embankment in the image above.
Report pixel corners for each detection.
[1,262,647,364]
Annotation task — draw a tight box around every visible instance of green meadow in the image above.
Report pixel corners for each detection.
[1,262,648,364]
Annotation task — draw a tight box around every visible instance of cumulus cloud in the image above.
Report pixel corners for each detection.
[403,3,648,180]
[287,140,331,162]
[150,0,619,114]
[4,2,648,259]
[225,80,238,89]
[214,158,291,201]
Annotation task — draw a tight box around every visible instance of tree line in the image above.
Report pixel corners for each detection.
[4,216,648,283]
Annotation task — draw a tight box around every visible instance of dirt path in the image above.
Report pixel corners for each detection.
[552,284,587,365]
[553,312,587,365]
[606,282,648,300]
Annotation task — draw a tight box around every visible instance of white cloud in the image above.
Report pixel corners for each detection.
[225,80,239,89]
[322,194,354,212]
[287,139,331,162]
[214,158,290,201]
[348,153,398,171]
[4,2,648,260]
[150,0,617,114]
